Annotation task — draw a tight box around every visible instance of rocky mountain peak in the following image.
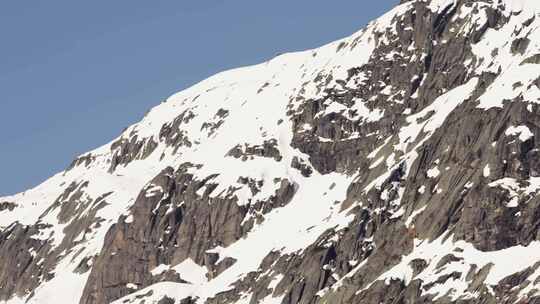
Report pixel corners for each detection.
[1,0,540,303]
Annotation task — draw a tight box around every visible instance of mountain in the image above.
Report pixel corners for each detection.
[2,0,540,303]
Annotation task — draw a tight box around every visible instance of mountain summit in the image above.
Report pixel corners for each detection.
[2,0,540,303]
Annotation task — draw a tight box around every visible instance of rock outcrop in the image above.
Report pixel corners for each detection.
[2,0,540,303]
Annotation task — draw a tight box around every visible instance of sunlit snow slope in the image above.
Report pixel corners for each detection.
[2,0,540,303]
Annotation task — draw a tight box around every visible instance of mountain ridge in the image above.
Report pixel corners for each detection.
[2,0,540,303]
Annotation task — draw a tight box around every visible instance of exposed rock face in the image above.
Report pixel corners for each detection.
[2,0,540,303]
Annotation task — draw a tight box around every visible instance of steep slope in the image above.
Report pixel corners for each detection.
[2,0,540,303]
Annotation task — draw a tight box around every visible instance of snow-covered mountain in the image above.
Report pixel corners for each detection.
[2,0,540,303]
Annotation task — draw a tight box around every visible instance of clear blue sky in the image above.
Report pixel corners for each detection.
[0,1,396,196]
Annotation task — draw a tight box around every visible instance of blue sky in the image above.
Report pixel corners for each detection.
[0,1,395,196]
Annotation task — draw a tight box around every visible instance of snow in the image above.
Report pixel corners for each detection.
[193,172,354,302]
[145,185,163,197]
[367,137,391,159]
[0,1,389,300]
[477,64,540,109]
[369,156,385,169]
[426,167,440,178]
[405,206,427,228]
[150,259,207,285]
[171,259,208,284]
[371,234,540,301]
[111,282,198,304]
[126,283,138,290]
[0,0,398,284]
[473,0,540,109]
[483,164,491,177]
[426,0,455,13]
[390,207,405,219]
[2,0,540,303]
[19,247,90,304]
[505,125,534,141]
[125,214,134,223]
[488,177,540,208]
[151,264,170,276]
[267,273,284,290]
[396,78,479,153]
[363,78,479,197]
[113,170,354,304]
